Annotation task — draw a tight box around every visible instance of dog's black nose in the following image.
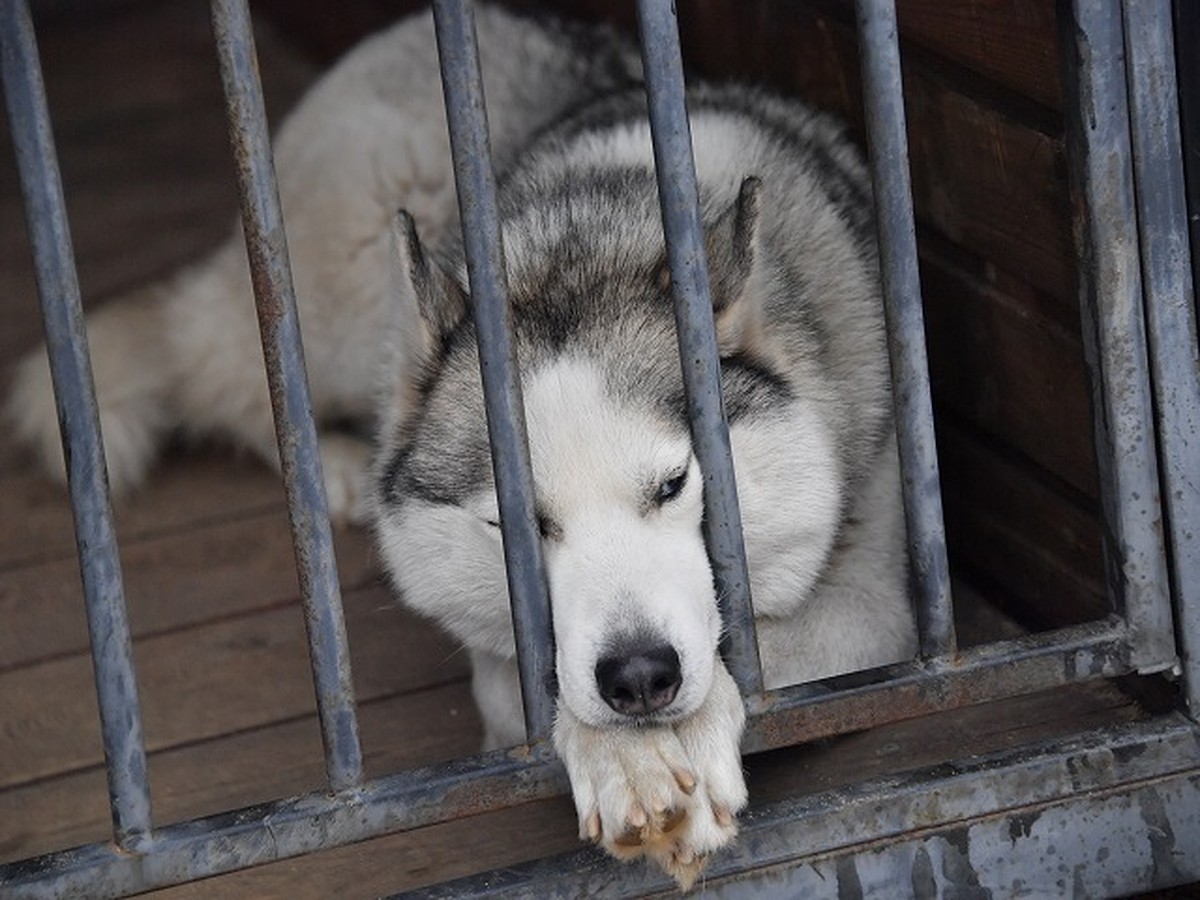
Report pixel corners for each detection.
[595,643,682,716]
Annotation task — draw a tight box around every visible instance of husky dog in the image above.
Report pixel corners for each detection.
[8,4,917,888]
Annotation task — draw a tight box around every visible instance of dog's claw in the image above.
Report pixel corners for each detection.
[614,826,645,849]
[665,852,707,893]
[648,838,709,894]
[672,767,697,795]
[627,803,648,829]
[583,811,602,842]
[661,806,686,834]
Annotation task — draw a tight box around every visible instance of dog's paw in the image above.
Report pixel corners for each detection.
[318,432,372,526]
[8,341,166,497]
[553,661,747,890]
[554,714,701,872]
[657,662,748,885]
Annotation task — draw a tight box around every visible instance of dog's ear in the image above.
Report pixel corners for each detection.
[391,209,468,352]
[382,210,468,424]
[705,176,772,359]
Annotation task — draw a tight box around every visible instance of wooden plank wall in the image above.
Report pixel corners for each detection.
[679,0,1107,630]
[261,0,1106,632]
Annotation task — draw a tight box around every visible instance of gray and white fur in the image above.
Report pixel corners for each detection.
[7,5,916,888]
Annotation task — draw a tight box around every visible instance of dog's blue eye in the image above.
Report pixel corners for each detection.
[656,471,687,505]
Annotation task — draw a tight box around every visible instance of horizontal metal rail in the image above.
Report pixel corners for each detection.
[855,0,956,660]
[0,744,565,900]
[742,617,1129,753]
[210,0,363,791]
[0,619,1135,898]
[431,0,556,741]
[0,0,152,852]
[394,714,1200,898]
[635,0,763,696]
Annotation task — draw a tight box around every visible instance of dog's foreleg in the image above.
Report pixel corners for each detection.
[553,660,747,891]
[657,660,747,884]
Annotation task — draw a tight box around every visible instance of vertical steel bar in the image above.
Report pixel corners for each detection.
[854,0,956,658]
[1173,0,1200,715]
[1173,0,1200,315]
[0,0,152,850]
[635,0,763,696]
[209,0,363,789]
[1060,0,1177,673]
[1123,0,1199,709]
[431,0,556,741]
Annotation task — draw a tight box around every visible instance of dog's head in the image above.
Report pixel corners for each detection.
[520,355,719,726]
[371,177,836,730]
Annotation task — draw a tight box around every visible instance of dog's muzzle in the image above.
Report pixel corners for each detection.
[594,640,682,716]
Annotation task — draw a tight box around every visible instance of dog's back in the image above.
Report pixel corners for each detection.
[5,6,641,518]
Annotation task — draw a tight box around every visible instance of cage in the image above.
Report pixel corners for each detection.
[0,0,1197,896]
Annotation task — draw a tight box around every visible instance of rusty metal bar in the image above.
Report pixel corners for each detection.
[1123,0,1200,716]
[430,0,556,742]
[854,0,956,659]
[1061,0,1178,675]
[0,744,565,900]
[635,0,763,696]
[744,618,1128,752]
[209,0,363,790]
[0,0,152,851]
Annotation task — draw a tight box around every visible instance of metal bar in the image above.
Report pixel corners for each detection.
[1061,0,1178,674]
[209,0,363,790]
[1174,0,1200,312]
[0,0,152,851]
[743,617,1129,753]
[431,0,556,741]
[0,744,565,900]
[635,0,763,696]
[394,715,1200,898]
[0,620,1134,898]
[854,0,955,660]
[1124,0,1200,718]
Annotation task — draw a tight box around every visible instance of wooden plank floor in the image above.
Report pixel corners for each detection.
[0,3,1163,897]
